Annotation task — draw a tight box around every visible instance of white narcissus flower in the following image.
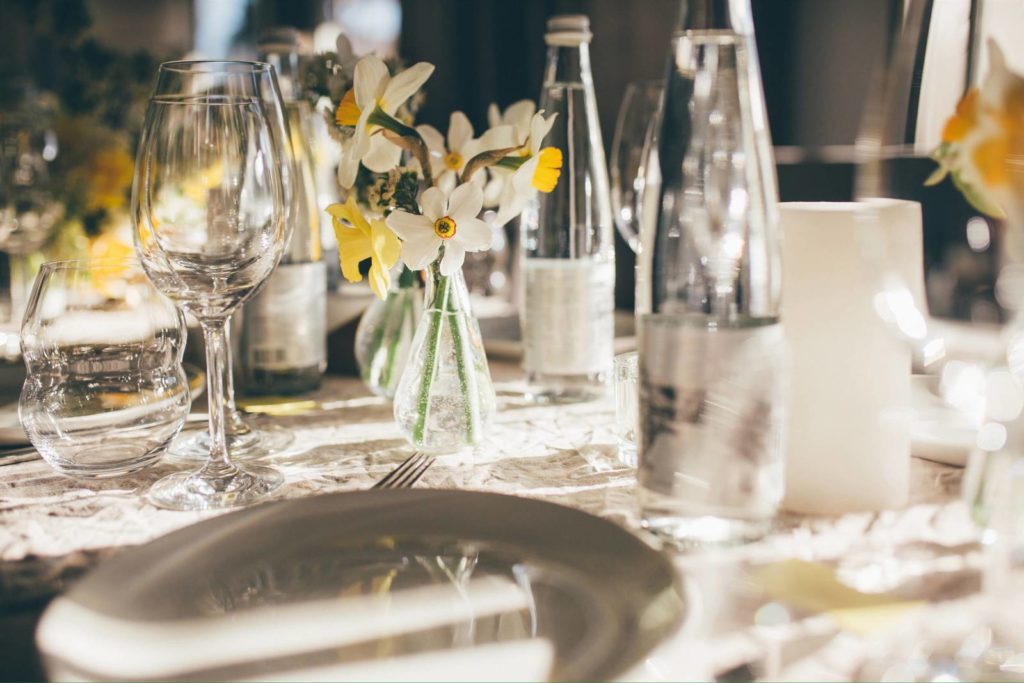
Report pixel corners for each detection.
[336,56,434,188]
[484,100,538,207]
[386,183,492,276]
[494,111,561,227]
[417,111,478,195]
[488,99,537,143]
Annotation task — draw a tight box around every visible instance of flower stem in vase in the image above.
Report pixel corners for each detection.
[413,269,451,443]
[447,276,479,442]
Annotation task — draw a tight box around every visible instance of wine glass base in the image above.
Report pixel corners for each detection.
[167,425,294,461]
[148,464,284,511]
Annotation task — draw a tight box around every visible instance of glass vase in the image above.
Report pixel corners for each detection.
[354,268,424,399]
[393,259,495,453]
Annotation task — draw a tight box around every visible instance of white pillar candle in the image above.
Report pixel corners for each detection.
[781,200,923,514]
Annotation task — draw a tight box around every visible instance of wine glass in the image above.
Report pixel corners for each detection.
[856,0,1024,676]
[0,102,63,359]
[132,60,289,510]
[165,63,298,463]
[610,80,662,254]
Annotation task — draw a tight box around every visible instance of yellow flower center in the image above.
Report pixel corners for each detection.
[531,147,563,193]
[443,151,464,170]
[433,216,457,239]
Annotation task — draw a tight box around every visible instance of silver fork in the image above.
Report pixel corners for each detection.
[372,452,434,489]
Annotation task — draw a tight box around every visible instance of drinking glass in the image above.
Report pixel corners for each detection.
[0,104,63,359]
[166,62,298,462]
[609,80,662,254]
[133,60,289,510]
[19,259,189,478]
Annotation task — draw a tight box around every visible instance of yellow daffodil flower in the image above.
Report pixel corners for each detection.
[327,196,401,299]
[930,40,1024,219]
[85,147,134,213]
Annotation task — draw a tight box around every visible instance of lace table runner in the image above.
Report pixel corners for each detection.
[0,366,979,680]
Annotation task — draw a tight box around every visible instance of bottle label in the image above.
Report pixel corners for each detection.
[244,262,327,371]
[522,258,615,375]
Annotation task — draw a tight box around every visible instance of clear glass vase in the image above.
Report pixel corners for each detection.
[393,259,495,453]
[354,268,424,399]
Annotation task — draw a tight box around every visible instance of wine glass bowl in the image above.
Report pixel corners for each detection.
[610,80,662,254]
[133,61,289,510]
[19,258,189,478]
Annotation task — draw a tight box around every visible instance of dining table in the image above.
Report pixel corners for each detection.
[0,355,978,681]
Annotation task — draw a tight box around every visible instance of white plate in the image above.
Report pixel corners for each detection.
[910,376,976,466]
[37,490,684,682]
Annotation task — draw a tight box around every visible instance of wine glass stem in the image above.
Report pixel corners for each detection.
[221,322,250,437]
[201,318,236,475]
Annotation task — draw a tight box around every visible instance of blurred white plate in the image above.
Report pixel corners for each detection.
[36,490,684,682]
[910,376,976,467]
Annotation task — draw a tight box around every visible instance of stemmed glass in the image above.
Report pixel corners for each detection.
[0,102,62,359]
[132,61,289,510]
[166,62,297,463]
[609,80,662,254]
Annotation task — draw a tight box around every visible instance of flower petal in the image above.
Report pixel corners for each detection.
[402,232,443,270]
[436,169,457,196]
[448,111,474,151]
[417,124,446,155]
[453,217,492,252]
[367,258,391,299]
[381,62,434,113]
[370,218,401,270]
[476,124,518,152]
[487,103,501,129]
[529,112,558,151]
[440,242,466,276]
[337,232,372,283]
[420,186,446,221]
[385,210,434,242]
[354,56,388,109]
[446,182,483,223]
[505,99,537,129]
[362,134,402,173]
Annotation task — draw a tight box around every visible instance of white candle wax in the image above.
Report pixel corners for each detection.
[781,200,923,514]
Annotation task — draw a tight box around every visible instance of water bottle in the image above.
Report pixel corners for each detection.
[241,28,327,395]
[636,0,784,547]
[520,14,615,403]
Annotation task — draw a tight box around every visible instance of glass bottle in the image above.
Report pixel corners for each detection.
[636,0,784,547]
[240,27,327,395]
[520,14,615,403]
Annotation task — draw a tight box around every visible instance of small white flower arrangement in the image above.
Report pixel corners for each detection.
[324,54,563,297]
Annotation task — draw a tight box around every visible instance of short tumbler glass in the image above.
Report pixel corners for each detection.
[19,259,190,478]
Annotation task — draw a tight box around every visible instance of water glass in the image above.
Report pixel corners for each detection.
[19,259,190,478]
[613,351,638,467]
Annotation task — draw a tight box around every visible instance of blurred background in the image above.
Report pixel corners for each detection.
[0,0,897,311]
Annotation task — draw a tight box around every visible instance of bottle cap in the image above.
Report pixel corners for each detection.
[545,14,593,46]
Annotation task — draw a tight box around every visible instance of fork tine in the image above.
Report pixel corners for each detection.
[372,453,417,490]
[389,454,433,489]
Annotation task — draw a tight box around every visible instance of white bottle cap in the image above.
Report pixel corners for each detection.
[545,14,593,46]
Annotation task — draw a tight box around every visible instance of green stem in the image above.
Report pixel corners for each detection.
[447,278,478,442]
[365,291,397,384]
[381,291,412,389]
[413,272,450,444]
